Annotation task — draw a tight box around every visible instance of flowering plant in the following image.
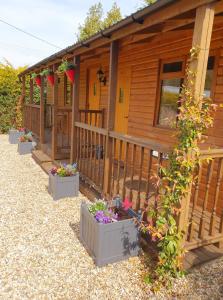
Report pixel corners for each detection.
[88,200,118,224]
[50,163,77,177]
[18,127,25,132]
[19,132,32,142]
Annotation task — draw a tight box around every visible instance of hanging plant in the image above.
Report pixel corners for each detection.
[58,60,75,83]
[40,68,54,86]
[31,72,41,87]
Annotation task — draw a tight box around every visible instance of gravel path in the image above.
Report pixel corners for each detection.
[0,135,150,299]
[1,134,223,300]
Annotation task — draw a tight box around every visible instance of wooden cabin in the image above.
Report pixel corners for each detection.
[19,0,223,256]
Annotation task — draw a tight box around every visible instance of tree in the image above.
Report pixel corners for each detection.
[77,3,103,41]
[77,2,122,41]
[103,2,122,29]
[0,60,26,133]
[143,0,157,5]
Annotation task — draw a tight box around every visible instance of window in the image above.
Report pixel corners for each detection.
[204,56,215,98]
[157,56,215,128]
[157,60,184,128]
[64,75,73,106]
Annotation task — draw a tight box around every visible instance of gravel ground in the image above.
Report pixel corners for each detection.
[0,134,223,300]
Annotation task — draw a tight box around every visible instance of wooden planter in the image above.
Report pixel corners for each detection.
[48,172,79,200]
[9,129,24,144]
[17,141,34,155]
[80,202,140,267]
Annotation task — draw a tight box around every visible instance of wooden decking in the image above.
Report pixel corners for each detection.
[184,244,223,270]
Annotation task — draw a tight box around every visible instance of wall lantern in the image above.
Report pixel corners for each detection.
[97,67,106,85]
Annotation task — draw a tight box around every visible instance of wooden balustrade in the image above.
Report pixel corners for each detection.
[23,104,40,137]
[74,121,223,250]
[79,109,104,127]
[75,122,107,192]
[186,149,223,250]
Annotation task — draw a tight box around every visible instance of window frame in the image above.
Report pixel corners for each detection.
[154,56,186,129]
[154,51,219,129]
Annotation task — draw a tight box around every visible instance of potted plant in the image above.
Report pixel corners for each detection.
[9,127,25,144]
[58,60,75,83]
[48,163,79,200]
[80,196,140,267]
[17,132,34,155]
[40,68,54,86]
[31,73,41,87]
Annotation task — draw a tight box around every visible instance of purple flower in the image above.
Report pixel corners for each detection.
[94,210,118,224]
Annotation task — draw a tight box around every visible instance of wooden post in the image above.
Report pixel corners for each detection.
[178,3,215,240]
[21,75,26,127]
[29,76,33,131]
[30,77,33,104]
[70,56,80,163]
[39,74,45,145]
[103,41,119,196]
[52,65,58,161]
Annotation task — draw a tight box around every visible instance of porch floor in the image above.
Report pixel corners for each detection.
[3,135,223,298]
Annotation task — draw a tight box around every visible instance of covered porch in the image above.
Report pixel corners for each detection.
[19,0,223,254]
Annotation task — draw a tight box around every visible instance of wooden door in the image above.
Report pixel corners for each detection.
[114,68,131,161]
[88,68,100,111]
[114,68,130,134]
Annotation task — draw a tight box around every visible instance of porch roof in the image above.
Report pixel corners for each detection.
[19,0,219,77]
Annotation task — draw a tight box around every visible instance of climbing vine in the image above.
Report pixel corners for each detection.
[141,47,217,288]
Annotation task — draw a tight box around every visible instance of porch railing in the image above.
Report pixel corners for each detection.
[74,121,223,250]
[79,109,104,128]
[75,122,107,192]
[186,149,223,250]
[23,104,40,137]
[74,121,170,207]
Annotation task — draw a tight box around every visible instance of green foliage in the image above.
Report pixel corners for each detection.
[143,0,157,5]
[140,47,216,289]
[103,2,122,29]
[0,60,26,133]
[88,201,107,215]
[40,68,53,76]
[58,60,74,73]
[77,2,122,41]
[31,72,38,79]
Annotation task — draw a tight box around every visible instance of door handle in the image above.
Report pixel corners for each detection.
[124,116,129,119]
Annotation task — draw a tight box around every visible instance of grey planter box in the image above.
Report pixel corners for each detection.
[80,202,140,267]
[17,141,34,155]
[9,129,24,144]
[48,172,79,200]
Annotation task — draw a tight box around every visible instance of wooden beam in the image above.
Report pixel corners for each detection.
[178,3,215,241]
[103,41,119,195]
[51,65,58,161]
[70,56,80,164]
[21,76,26,127]
[190,3,215,100]
[39,76,45,144]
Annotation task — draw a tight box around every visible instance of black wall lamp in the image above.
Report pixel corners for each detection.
[97,67,106,86]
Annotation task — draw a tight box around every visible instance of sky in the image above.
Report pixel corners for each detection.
[0,0,144,68]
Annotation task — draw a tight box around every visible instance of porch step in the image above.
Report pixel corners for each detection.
[41,162,55,175]
[32,150,52,165]
[184,244,223,270]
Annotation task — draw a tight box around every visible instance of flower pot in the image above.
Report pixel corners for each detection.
[47,74,54,86]
[65,69,75,83]
[48,172,79,200]
[35,76,41,87]
[17,141,34,155]
[9,129,24,144]
[80,202,140,267]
